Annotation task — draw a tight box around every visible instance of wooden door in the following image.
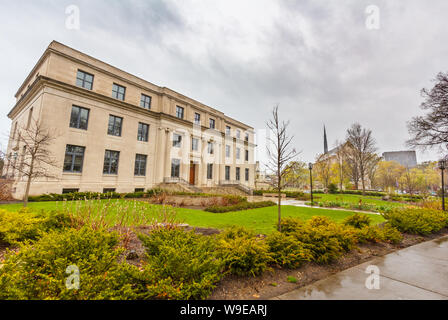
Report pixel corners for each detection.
[189,162,195,185]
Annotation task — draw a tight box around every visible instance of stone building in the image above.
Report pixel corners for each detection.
[382,151,417,168]
[3,41,255,199]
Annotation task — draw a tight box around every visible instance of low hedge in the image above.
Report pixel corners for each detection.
[382,208,448,235]
[205,200,276,213]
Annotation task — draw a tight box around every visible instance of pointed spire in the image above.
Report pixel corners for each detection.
[324,125,328,154]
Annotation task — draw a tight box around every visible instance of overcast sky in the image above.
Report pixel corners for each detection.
[1,0,447,166]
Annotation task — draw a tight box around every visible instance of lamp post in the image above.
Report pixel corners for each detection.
[308,162,314,205]
[438,159,446,211]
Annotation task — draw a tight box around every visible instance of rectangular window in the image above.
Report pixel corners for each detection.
[208,142,214,154]
[236,167,241,181]
[225,166,230,180]
[245,132,249,142]
[207,163,213,180]
[69,105,90,130]
[209,118,215,129]
[27,107,33,129]
[245,150,249,161]
[226,145,231,158]
[194,113,201,125]
[226,126,231,135]
[192,138,199,151]
[236,148,241,160]
[176,106,184,119]
[134,154,147,176]
[62,188,79,194]
[103,188,116,193]
[140,94,152,109]
[137,122,149,142]
[171,159,180,178]
[112,83,126,100]
[135,188,145,192]
[245,168,249,181]
[76,70,94,90]
[236,129,241,139]
[173,133,182,148]
[63,145,85,173]
[108,115,123,137]
[103,150,120,175]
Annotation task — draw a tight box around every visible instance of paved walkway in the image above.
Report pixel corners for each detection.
[274,236,448,300]
[280,199,381,215]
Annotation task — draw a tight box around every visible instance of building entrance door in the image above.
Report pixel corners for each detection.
[189,162,196,185]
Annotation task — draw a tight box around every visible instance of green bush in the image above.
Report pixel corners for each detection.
[137,228,224,300]
[355,224,403,244]
[217,226,272,276]
[205,200,276,213]
[265,231,312,268]
[383,208,448,235]
[0,209,46,245]
[281,217,357,264]
[279,217,306,233]
[381,223,403,244]
[0,228,137,300]
[328,183,338,194]
[343,213,372,229]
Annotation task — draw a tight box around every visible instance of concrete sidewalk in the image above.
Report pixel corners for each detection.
[274,236,448,300]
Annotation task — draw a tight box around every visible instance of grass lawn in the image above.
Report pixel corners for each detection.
[0,200,385,235]
[314,193,410,208]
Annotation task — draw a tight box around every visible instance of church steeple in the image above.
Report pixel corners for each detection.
[324,125,328,154]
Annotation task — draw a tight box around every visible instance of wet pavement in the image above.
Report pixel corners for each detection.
[274,236,448,300]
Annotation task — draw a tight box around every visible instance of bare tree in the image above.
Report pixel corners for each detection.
[6,118,60,207]
[407,72,448,152]
[266,105,298,232]
[346,123,378,195]
[342,140,360,190]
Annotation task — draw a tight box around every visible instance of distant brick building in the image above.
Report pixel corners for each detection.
[382,151,417,168]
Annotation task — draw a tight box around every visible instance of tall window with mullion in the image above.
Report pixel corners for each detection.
[137,122,149,142]
[140,94,152,109]
[226,145,231,158]
[108,115,123,136]
[236,167,241,181]
[245,168,249,181]
[134,154,147,176]
[176,106,184,119]
[194,113,201,125]
[192,137,199,151]
[207,163,213,179]
[208,142,214,154]
[171,159,180,178]
[63,145,85,173]
[76,70,94,90]
[69,106,89,130]
[103,150,120,174]
[112,83,126,101]
[225,166,230,180]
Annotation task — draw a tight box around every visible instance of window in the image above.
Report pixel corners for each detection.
[226,145,231,158]
[236,167,241,181]
[135,188,145,192]
[207,163,213,180]
[173,133,182,148]
[76,70,94,90]
[245,150,249,161]
[236,129,241,139]
[245,132,249,142]
[140,94,152,109]
[108,115,123,136]
[103,150,120,174]
[176,106,184,119]
[194,113,201,125]
[225,166,230,180]
[63,145,85,173]
[226,126,231,135]
[171,159,180,178]
[103,188,116,193]
[112,83,126,100]
[134,154,147,176]
[245,168,249,181]
[209,118,215,129]
[208,142,214,154]
[27,107,33,129]
[236,148,241,160]
[192,138,199,151]
[62,188,79,194]
[70,106,90,130]
[137,122,149,142]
